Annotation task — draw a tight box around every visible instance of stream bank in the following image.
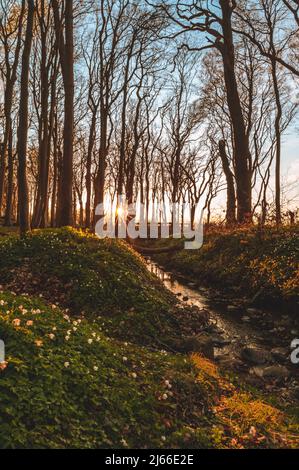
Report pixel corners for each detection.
[139,226,298,315]
[146,258,299,404]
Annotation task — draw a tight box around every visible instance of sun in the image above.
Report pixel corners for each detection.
[116,206,125,218]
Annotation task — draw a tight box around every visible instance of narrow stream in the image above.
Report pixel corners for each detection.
[146,259,266,358]
[146,258,299,397]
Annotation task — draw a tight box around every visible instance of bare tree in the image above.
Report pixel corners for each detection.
[0,0,25,217]
[52,0,74,227]
[17,0,35,236]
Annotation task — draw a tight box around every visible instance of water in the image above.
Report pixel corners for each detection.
[146,259,299,361]
[146,259,299,401]
[147,260,267,357]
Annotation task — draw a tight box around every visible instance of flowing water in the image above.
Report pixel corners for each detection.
[146,258,299,395]
[147,259,266,358]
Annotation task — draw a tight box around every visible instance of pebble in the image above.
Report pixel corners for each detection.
[251,365,290,380]
[247,308,260,315]
[271,348,288,361]
[242,316,251,323]
[227,305,239,312]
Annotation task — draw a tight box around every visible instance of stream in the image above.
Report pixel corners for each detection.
[146,258,299,401]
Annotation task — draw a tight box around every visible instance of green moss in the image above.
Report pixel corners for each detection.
[0,292,215,449]
[0,228,183,348]
[0,228,297,449]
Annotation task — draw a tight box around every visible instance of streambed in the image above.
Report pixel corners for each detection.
[146,258,299,402]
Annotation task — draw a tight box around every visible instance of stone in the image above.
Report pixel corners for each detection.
[242,316,251,323]
[271,347,288,362]
[204,324,224,335]
[251,365,290,380]
[175,333,214,360]
[247,308,260,315]
[211,335,231,348]
[251,288,266,304]
[227,305,239,312]
[241,346,272,365]
[216,356,243,370]
[291,386,299,400]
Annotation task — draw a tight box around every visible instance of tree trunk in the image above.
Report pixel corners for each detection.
[271,61,282,226]
[86,112,96,228]
[220,1,252,223]
[219,140,236,225]
[17,0,35,237]
[0,1,25,215]
[4,123,14,226]
[94,108,108,226]
[32,3,50,228]
[54,0,74,227]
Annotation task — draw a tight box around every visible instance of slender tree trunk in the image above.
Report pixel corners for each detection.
[4,123,14,226]
[17,0,35,237]
[219,140,236,225]
[271,60,282,226]
[86,112,96,227]
[0,1,25,215]
[117,86,128,199]
[32,5,50,228]
[51,147,58,227]
[0,89,13,215]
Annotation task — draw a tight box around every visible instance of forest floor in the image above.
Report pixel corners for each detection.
[0,227,298,449]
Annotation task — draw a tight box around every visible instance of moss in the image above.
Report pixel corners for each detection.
[0,292,216,449]
[0,228,190,348]
[0,292,297,449]
[0,228,297,449]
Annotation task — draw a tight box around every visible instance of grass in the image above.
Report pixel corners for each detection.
[0,227,298,449]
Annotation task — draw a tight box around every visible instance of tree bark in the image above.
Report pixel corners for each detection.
[272,58,282,226]
[0,1,25,216]
[17,0,35,237]
[85,112,96,228]
[32,0,50,228]
[4,122,14,226]
[219,140,236,225]
[52,0,74,227]
[219,0,252,223]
